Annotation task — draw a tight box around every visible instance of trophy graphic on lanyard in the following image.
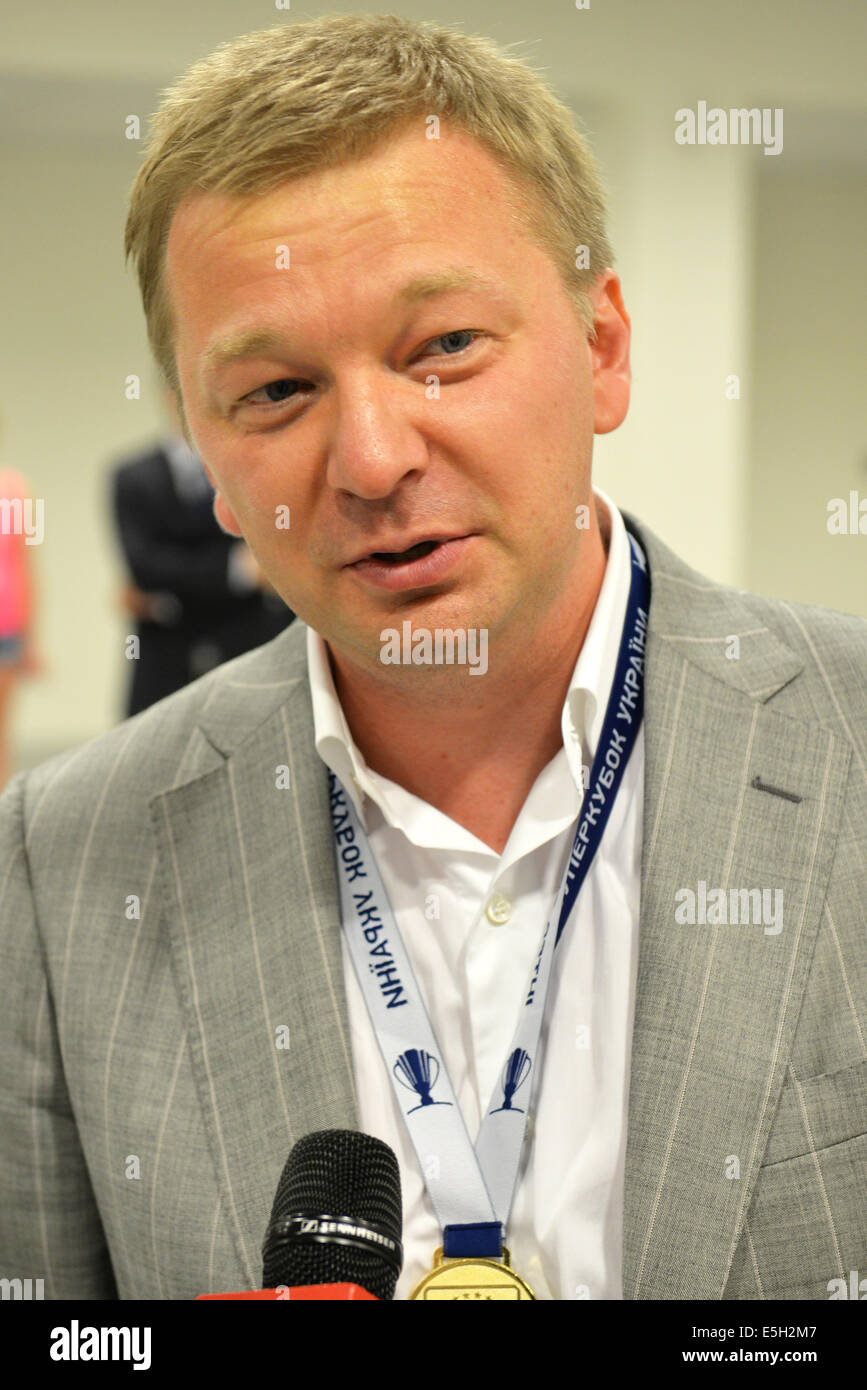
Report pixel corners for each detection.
[393,1048,453,1114]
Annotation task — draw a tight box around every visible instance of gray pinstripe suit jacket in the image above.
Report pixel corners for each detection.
[1,512,865,1300]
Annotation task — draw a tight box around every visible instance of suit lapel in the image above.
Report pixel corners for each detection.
[149,647,357,1287]
[620,517,852,1297]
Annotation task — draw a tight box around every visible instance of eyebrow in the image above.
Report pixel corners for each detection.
[396,267,504,305]
[201,268,506,377]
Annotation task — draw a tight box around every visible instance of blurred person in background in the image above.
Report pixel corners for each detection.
[0,463,41,790]
[110,383,294,714]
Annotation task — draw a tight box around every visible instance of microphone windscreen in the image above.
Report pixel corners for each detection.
[262,1129,403,1300]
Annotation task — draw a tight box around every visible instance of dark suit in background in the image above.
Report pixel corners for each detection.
[111,438,294,715]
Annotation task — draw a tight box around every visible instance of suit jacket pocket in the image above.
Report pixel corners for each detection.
[762,1056,867,1167]
[723,1059,867,1298]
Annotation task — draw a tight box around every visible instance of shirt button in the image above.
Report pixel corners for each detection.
[485,893,513,925]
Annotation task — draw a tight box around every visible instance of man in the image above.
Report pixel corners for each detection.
[110,385,294,716]
[1,16,864,1301]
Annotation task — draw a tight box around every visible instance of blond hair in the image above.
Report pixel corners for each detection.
[125,13,614,399]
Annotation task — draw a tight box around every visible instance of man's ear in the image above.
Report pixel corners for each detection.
[211,488,244,538]
[588,270,631,436]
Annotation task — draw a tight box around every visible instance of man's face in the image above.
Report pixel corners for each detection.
[165,121,630,673]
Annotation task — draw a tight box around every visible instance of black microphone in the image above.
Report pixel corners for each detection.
[261,1129,403,1300]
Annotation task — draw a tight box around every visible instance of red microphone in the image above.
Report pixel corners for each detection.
[196,1132,403,1301]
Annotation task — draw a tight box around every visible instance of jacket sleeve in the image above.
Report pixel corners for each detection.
[0,771,118,1298]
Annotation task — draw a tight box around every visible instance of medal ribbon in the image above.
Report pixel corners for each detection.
[329,532,649,1260]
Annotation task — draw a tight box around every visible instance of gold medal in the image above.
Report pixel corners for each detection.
[409,1245,537,1300]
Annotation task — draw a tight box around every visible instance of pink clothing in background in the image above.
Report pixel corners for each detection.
[0,470,30,639]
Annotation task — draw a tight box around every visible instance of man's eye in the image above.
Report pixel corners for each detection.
[424,329,479,356]
[244,379,303,406]
[242,333,479,408]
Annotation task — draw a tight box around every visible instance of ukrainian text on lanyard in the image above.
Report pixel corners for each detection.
[328,531,649,1260]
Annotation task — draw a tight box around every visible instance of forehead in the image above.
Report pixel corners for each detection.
[166,122,538,288]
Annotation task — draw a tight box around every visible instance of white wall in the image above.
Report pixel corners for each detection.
[589,98,754,583]
[0,144,165,762]
[746,168,867,617]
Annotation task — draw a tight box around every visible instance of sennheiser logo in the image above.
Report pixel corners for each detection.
[292,1217,398,1251]
[49,1321,151,1371]
[281,1215,400,1259]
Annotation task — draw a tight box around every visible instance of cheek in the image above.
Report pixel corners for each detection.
[209,442,291,528]
[447,368,587,505]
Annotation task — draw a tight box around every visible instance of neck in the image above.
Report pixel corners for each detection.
[329,495,611,853]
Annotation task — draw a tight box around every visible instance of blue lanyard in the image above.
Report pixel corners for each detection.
[556,531,648,943]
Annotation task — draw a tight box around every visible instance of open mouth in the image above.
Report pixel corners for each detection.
[348,534,474,588]
[367,539,442,564]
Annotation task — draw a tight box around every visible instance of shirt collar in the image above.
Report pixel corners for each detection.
[306,486,631,832]
[561,485,631,792]
[306,628,372,825]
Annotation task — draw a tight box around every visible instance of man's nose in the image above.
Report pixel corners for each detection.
[325,373,429,499]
